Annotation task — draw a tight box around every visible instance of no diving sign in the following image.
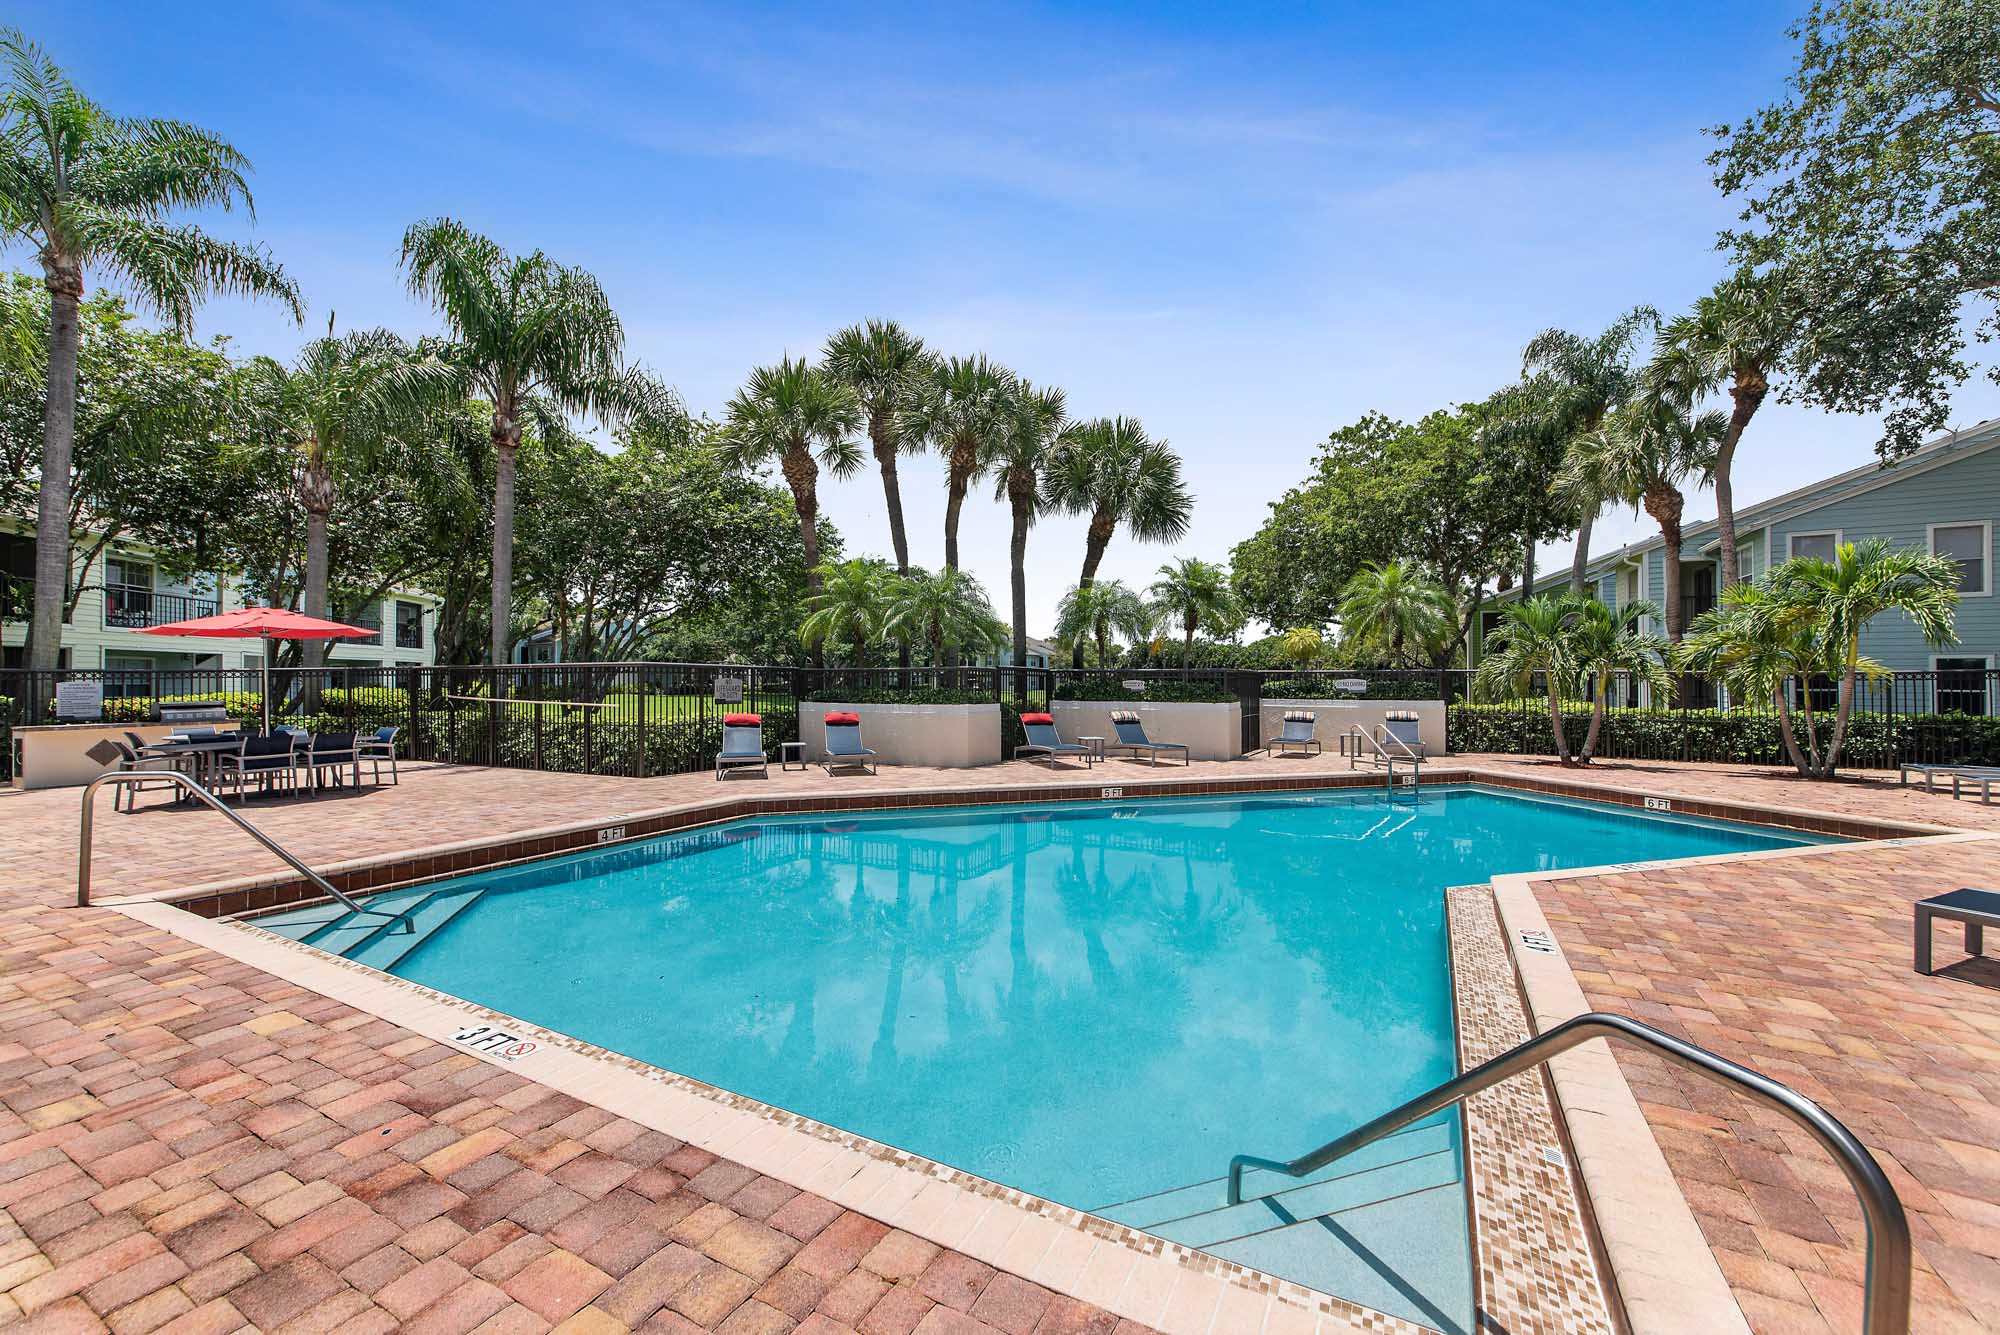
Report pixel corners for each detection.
[452,1024,538,1062]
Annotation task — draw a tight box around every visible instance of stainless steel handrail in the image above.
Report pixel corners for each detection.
[1346,725,1422,796]
[1226,1011,1911,1335]
[78,771,384,918]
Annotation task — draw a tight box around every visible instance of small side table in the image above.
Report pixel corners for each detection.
[1077,735,1105,765]
[780,741,808,772]
[1915,887,2000,974]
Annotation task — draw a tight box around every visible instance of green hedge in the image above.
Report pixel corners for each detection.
[94,690,263,723]
[804,687,995,705]
[1447,702,2000,767]
[1260,676,1447,701]
[1049,681,1234,703]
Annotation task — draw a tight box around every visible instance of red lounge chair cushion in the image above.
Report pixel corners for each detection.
[723,713,761,727]
[823,712,861,726]
[1021,713,1054,725]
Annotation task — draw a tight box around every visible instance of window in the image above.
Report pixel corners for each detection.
[395,599,423,649]
[1930,523,1989,596]
[102,558,155,627]
[1937,656,1990,716]
[1788,531,1839,563]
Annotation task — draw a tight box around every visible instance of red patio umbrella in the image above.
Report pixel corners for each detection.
[136,607,376,729]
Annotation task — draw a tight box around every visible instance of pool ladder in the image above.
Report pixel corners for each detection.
[1226,1011,1912,1335]
[1345,725,1422,800]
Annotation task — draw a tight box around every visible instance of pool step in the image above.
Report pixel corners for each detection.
[347,889,485,972]
[249,887,484,975]
[1095,1120,1473,1335]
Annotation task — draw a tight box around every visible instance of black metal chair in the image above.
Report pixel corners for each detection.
[105,739,185,812]
[218,734,298,799]
[306,732,359,792]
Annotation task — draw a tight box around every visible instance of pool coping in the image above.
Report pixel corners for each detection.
[104,766,1991,1335]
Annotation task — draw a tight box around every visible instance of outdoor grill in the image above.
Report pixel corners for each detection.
[157,700,232,728]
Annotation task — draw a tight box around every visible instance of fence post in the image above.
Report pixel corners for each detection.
[406,668,421,760]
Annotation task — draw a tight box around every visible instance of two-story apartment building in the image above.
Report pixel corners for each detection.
[0,518,442,682]
[1470,415,2000,709]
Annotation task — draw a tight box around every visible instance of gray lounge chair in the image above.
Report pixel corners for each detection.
[1900,762,2000,803]
[1108,711,1189,766]
[1267,709,1321,757]
[1380,710,1426,758]
[717,714,769,780]
[821,712,878,775]
[1016,712,1096,767]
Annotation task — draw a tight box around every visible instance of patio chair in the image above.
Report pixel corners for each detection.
[306,731,360,792]
[219,734,298,799]
[358,725,402,785]
[820,712,878,775]
[1015,713,1096,767]
[1379,710,1426,758]
[1108,711,1189,766]
[105,739,185,812]
[1267,709,1322,757]
[717,714,769,780]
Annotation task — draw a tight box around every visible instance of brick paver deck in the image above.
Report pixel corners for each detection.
[6,751,2000,1333]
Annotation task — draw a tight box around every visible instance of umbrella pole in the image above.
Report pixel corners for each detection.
[262,636,272,732]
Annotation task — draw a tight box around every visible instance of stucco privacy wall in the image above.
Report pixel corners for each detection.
[1048,699,1240,761]
[801,701,1002,768]
[1257,699,1447,757]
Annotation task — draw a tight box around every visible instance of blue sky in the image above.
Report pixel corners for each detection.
[18,1,2000,634]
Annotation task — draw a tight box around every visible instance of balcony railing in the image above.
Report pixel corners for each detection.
[0,572,29,623]
[102,586,219,630]
[1680,593,1716,628]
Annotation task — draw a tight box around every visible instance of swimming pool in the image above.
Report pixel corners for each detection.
[252,785,1826,1330]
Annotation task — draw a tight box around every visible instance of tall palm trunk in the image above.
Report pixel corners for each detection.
[941,436,977,670]
[873,412,913,674]
[782,443,824,667]
[488,408,522,666]
[1182,619,1195,680]
[1645,484,1687,640]
[1522,549,1535,601]
[1582,677,1608,762]
[1071,508,1117,667]
[1772,686,1809,774]
[300,454,334,670]
[1715,370,1767,588]
[1008,470,1033,706]
[1546,683,1573,763]
[1822,640,1863,777]
[28,263,83,674]
[1570,509,1594,594]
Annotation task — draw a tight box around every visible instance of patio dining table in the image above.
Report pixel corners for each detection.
[149,735,246,791]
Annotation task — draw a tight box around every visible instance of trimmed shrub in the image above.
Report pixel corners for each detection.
[804,687,996,705]
[95,690,263,724]
[1446,702,2000,768]
[1260,675,1447,701]
[1049,680,1234,703]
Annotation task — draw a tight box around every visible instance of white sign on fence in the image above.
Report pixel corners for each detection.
[54,680,104,721]
[1121,679,1147,692]
[714,676,744,703]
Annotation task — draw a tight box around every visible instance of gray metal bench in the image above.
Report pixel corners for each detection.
[1915,887,2000,974]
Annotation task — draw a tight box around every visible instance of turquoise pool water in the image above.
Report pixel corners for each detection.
[254,785,1824,1330]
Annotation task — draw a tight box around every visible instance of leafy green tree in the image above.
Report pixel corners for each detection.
[719,356,862,604]
[1044,417,1191,667]
[0,28,301,669]
[0,277,243,621]
[1337,560,1455,666]
[823,320,931,577]
[399,217,670,663]
[1678,582,1836,775]
[1557,391,1724,640]
[990,380,1066,697]
[1768,538,1961,774]
[882,566,1004,665]
[900,354,1014,574]
[1509,308,1657,591]
[1569,597,1672,762]
[1148,557,1241,678]
[1053,579,1148,668]
[240,329,458,665]
[1649,270,1794,587]
[1279,626,1325,669]
[1710,0,2000,460]
[1473,594,1584,763]
[800,558,896,666]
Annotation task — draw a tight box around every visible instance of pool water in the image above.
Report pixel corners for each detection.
[254,786,1823,1330]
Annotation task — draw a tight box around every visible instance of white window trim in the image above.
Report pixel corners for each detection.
[1785,528,1844,561]
[1927,520,1992,597]
[1932,653,1994,715]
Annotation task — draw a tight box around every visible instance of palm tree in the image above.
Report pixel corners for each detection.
[0,29,302,670]
[1768,539,1960,776]
[822,320,931,577]
[1678,582,1833,775]
[990,381,1067,700]
[1473,594,1583,763]
[882,566,1004,666]
[1557,392,1725,640]
[1053,579,1148,668]
[1516,308,1657,592]
[1649,269,1793,588]
[718,357,863,603]
[900,354,1015,575]
[243,328,459,667]
[1337,561,1455,666]
[1044,417,1192,667]
[1279,626,1325,670]
[400,218,666,664]
[799,559,895,666]
[1148,558,1241,678]
[1568,598,1672,763]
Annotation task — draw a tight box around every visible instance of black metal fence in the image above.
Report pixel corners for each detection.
[5,661,1997,781]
